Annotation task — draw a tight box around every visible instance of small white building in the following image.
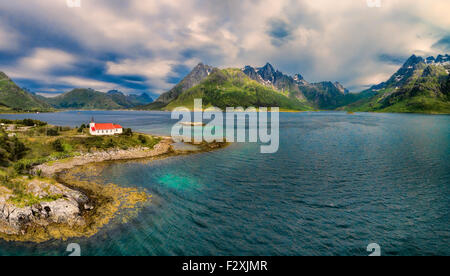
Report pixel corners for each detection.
[89,119,123,136]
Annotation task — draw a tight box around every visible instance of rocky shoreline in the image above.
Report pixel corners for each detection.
[0,179,90,237]
[0,137,173,242]
[0,137,227,242]
[33,137,173,177]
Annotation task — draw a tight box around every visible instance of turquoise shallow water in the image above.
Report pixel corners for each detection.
[0,111,449,256]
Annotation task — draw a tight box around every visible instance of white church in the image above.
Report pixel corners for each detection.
[89,118,123,136]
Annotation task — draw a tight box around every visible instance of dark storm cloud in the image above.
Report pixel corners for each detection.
[267,19,294,46]
[432,35,450,51]
[378,54,409,65]
[0,0,448,95]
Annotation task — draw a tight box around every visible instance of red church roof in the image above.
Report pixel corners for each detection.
[91,123,123,131]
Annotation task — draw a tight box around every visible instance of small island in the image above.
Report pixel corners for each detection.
[0,118,225,242]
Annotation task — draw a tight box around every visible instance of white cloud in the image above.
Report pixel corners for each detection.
[107,59,174,79]
[106,58,179,93]
[0,0,448,93]
[57,76,120,92]
[0,26,20,51]
[19,48,75,71]
[4,48,76,82]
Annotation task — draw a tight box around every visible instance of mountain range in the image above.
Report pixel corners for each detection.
[0,54,448,113]
[141,62,365,111]
[42,89,152,110]
[0,74,153,112]
[143,55,449,113]
[140,63,315,111]
[346,54,450,113]
[241,63,375,110]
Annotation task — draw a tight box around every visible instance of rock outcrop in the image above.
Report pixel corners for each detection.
[0,180,89,235]
[0,137,172,240]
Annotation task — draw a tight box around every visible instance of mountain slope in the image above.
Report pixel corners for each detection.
[241,63,369,109]
[140,62,364,111]
[346,54,450,114]
[106,90,153,107]
[125,92,153,106]
[242,63,307,101]
[45,89,153,110]
[165,68,312,111]
[141,63,214,110]
[300,81,357,110]
[0,72,51,112]
[242,63,306,101]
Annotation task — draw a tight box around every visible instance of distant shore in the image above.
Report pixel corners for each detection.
[2,108,448,115]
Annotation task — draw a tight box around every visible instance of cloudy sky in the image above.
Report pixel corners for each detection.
[0,0,449,97]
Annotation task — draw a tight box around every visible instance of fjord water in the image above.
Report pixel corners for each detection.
[0,111,448,256]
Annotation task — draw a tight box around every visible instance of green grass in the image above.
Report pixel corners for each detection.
[0,72,52,112]
[346,90,450,114]
[45,89,123,110]
[0,122,161,203]
[376,96,450,114]
[12,127,160,170]
[8,190,63,208]
[345,64,450,114]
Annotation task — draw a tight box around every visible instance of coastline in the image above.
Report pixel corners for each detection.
[2,107,448,115]
[0,135,228,243]
[33,137,174,178]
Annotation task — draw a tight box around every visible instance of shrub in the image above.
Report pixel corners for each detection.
[11,137,28,161]
[106,139,115,148]
[46,128,59,136]
[78,124,87,133]
[13,162,26,173]
[52,139,64,152]
[138,135,147,144]
[122,128,133,137]
[13,159,34,174]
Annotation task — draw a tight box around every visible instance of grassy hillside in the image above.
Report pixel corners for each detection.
[345,63,450,114]
[0,119,159,205]
[45,89,153,110]
[140,63,214,110]
[301,84,376,110]
[0,72,51,112]
[46,89,125,110]
[165,68,313,111]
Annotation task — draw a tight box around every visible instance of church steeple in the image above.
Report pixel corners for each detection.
[89,117,95,129]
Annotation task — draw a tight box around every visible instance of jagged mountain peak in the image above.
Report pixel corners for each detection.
[333,82,349,94]
[150,62,216,106]
[193,62,214,73]
[294,74,304,81]
[260,62,275,70]
[403,54,449,66]
[372,53,450,91]
[257,63,276,80]
[402,54,425,68]
[428,54,449,65]
[107,89,124,95]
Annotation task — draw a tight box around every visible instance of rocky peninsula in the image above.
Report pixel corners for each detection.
[0,119,226,242]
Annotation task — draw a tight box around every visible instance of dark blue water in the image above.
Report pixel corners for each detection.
[0,111,449,256]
